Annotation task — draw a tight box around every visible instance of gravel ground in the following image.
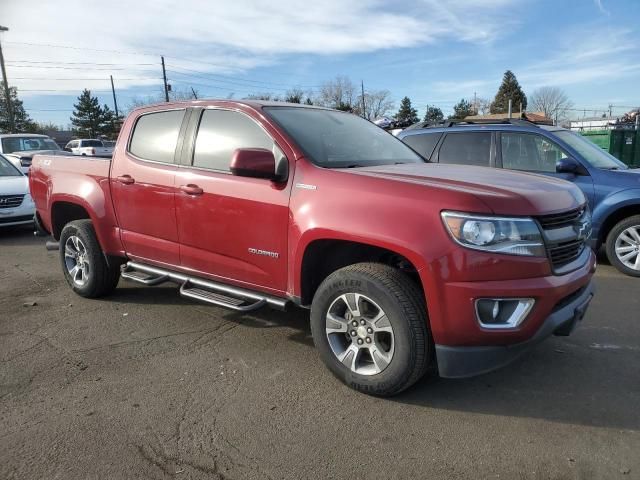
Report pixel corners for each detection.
[1,226,639,479]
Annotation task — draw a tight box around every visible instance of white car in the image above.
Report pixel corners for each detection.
[64,139,113,157]
[0,134,62,174]
[0,154,35,228]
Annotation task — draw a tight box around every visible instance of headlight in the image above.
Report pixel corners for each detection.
[441,211,545,257]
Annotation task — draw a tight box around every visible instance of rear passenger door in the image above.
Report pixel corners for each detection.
[174,108,292,294]
[436,131,494,167]
[110,108,188,265]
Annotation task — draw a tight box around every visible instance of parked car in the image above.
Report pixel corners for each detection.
[0,134,63,174]
[398,119,640,276]
[30,101,595,396]
[64,139,113,157]
[0,154,35,228]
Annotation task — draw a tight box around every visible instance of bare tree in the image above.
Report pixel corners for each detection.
[529,87,573,124]
[355,89,394,120]
[471,97,491,115]
[127,87,200,112]
[318,75,356,111]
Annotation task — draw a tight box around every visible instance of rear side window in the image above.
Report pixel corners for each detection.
[438,132,492,166]
[81,140,103,148]
[129,109,185,163]
[193,109,274,171]
[402,133,442,160]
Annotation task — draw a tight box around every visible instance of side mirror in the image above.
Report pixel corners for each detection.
[64,147,72,152]
[230,148,285,182]
[556,157,580,174]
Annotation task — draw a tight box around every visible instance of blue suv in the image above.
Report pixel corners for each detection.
[398,120,640,276]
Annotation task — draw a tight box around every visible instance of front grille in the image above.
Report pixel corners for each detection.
[548,239,585,268]
[538,206,585,229]
[0,194,25,209]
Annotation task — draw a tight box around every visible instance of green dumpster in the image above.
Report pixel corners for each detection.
[610,129,640,167]
[580,130,610,150]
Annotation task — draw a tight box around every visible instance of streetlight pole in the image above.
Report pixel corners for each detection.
[0,25,15,133]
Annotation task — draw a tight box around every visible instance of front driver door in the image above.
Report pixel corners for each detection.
[498,132,595,207]
[174,108,292,294]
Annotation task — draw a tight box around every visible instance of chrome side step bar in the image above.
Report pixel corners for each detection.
[121,262,288,312]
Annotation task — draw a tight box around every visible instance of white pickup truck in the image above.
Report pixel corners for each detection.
[64,139,113,157]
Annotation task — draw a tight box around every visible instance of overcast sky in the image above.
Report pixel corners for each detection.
[2,0,639,126]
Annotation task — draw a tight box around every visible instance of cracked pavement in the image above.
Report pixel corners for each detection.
[1,226,639,479]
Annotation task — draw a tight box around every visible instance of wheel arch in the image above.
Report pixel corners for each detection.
[297,237,426,307]
[597,201,640,247]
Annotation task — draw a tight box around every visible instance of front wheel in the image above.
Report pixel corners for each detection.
[605,215,640,277]
[59,220,121,297]
[310,263,432,396]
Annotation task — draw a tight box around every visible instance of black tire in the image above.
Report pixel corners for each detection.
[59,220,121,297]
[605,215,640,277]
[310,262,432,396]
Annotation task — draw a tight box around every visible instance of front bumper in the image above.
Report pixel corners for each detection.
[0,198,36,228]
[435,278,595,378]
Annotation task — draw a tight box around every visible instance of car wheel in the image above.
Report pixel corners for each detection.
[59,219,121,297]
[310,262,432,396]
[606,215,640,277]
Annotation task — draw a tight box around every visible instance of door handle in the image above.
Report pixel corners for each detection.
[180,184,204,196]
[116,175,135,185]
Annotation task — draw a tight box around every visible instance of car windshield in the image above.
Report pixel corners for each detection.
[554,130,628,170]
[0,154,22,177]
[264,107,424,168]
[1,136,61,154]
[82,140,104,147]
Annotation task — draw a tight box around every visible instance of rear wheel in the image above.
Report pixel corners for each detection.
[59,220,121,297]
[310,263,431,396]
[606,215,640,277]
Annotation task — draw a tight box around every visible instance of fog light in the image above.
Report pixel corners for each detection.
[475,298,535,329]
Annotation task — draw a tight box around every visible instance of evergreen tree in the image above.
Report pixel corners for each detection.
[70,89,105,137]
[449,99,474,119]
[490,70,527,114]
[394,96,419,127]
[100,104,123,139]
[423,106,444,123]
[0,87,38,133]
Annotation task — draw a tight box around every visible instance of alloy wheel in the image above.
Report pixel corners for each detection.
[325,293,395,376]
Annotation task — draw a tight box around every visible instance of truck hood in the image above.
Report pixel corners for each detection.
[0,175,29,195]
[352,163,585,215]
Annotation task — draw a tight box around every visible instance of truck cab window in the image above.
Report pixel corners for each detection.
[193,109,275,171]
[129,109,185,163]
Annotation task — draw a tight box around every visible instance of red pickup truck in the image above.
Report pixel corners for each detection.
[30,100,596,396]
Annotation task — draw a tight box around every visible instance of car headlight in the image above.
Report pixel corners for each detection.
[441,211,545,257]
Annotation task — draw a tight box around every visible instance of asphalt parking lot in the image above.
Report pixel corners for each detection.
[1,226,639,480]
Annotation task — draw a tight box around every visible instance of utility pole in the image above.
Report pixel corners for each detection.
[0,25,14,133]
[110,75,119,117]
[473,92,477,114]
[508,99,512,119]
[191,87,198,100]
[161,56,169,102]
[360,80,366,119]
[608,103,613,118]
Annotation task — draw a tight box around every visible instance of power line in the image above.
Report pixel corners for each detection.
[7,60,156,66]
[167,64,321,89]
[167,70,316,94]
[12,77,160,81]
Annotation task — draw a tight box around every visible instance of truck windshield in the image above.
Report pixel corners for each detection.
[0,154,22,176]
[554,130,628,170]
[264,107,424,168]
[1,136,61,154]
